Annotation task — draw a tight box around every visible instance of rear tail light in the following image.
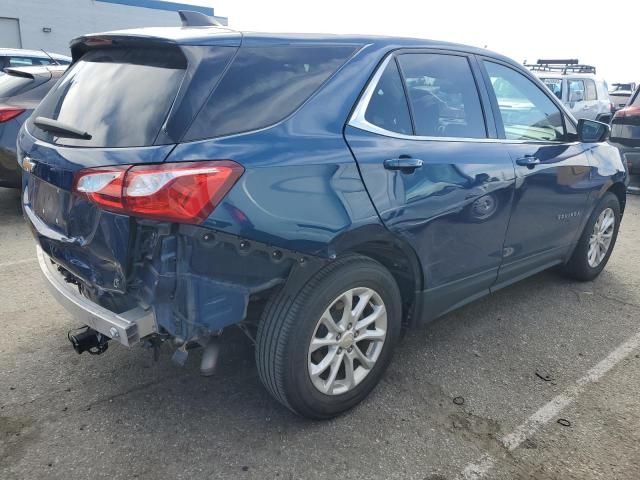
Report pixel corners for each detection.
[613,106,640,120]
[0,107,26,123]
[73,161,244,224]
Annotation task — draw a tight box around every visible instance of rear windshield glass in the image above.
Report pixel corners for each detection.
[0,73,35,98]
[185,45,357,141]
[30,47,186,147]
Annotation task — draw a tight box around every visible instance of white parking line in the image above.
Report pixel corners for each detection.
[459,329,640,479]
[0,258,37,268]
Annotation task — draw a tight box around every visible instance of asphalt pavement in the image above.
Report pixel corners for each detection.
[1,186,639,480]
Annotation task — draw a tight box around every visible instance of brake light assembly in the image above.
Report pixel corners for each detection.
[0,107,26,123]
[613,106,640,120]
[72,161,244,224]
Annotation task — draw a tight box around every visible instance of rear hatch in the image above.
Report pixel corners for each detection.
[20,33,240,292]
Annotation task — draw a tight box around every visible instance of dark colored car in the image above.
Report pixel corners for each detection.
[0,65,67,188]
[610,86,640,193]
[18,24,627,419]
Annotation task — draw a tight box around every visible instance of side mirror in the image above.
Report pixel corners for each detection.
[569,90,584,102]
[577,118,610,143]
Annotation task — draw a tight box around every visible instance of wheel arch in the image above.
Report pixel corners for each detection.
[328,224,424,326]
[605,181,627,215]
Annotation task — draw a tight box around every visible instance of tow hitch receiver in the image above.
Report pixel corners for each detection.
[68,326,109,355]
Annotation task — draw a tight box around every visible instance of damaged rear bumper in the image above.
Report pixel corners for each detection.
[37,245,157,347]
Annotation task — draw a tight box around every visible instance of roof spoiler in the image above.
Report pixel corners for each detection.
[178,10,224,27]
[2,68,36,79]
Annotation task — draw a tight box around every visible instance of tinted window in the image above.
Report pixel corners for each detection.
[632,90,640,106]
[9,56,53,67]
[541,77,562,100]
[364,59,412,135]
[31,47,186,147]
[568,79,585,102]
[186,45,357,140]
[585,79,597,100]
[485,61,566,142]
[398,54,486,138]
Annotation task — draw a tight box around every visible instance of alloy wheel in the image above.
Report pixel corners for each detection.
[307,287,387,395]
[587,207,615,268]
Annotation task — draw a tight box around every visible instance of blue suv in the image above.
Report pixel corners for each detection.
[18,24,627,418]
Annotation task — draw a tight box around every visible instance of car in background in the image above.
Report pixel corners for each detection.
[610,86,640,194]
[609,82,637,111]
[526,60,613,123]
[0,48,71,70]
[0,65,67,188]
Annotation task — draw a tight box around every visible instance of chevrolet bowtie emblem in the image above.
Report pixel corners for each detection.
[22,156,36,173]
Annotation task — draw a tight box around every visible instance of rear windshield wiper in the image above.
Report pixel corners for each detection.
[34,117,92,140]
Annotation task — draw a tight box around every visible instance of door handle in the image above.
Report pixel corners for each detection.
[515,155,541,168]
[383,157,424,172]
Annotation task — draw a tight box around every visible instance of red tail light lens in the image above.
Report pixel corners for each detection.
[0,107,26,123]
[614,106,640,120]
[73,161,244,223]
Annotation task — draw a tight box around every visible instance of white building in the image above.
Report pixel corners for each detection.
[0,0,226,56]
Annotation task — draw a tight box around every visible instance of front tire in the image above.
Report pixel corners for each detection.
[562,192,621,281]
[256,254,402,419]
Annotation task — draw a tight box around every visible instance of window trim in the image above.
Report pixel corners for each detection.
[478,56,578,144]
[348,50,497,143]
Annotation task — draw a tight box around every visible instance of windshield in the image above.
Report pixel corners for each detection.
[540,78,562,100]
[611,83,634,92]
[30,46,186,147]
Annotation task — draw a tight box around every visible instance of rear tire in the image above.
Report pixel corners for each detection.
[561,192,621,281]
[256,254,402,419]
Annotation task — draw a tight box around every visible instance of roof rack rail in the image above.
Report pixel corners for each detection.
[178,10,224,27]
[524,59,596,75]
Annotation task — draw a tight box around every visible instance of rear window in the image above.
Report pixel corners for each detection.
[185,45,357,141]
[31,46,186,147]
[0,73,35,98]
[8,56,54,67]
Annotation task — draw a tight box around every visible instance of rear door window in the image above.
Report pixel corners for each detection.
[185,45,357,140]
[363,59,413,135]
[30,46,187,147]
[568,79,586,102]
[585,79,597,100]
[397,53,486,138]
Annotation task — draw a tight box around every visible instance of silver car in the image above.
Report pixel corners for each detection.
[0,48,71,71]
[537,72,612,122]
[525,60,612,122]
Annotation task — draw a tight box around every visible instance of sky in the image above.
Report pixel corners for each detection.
[183,0,639,84]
